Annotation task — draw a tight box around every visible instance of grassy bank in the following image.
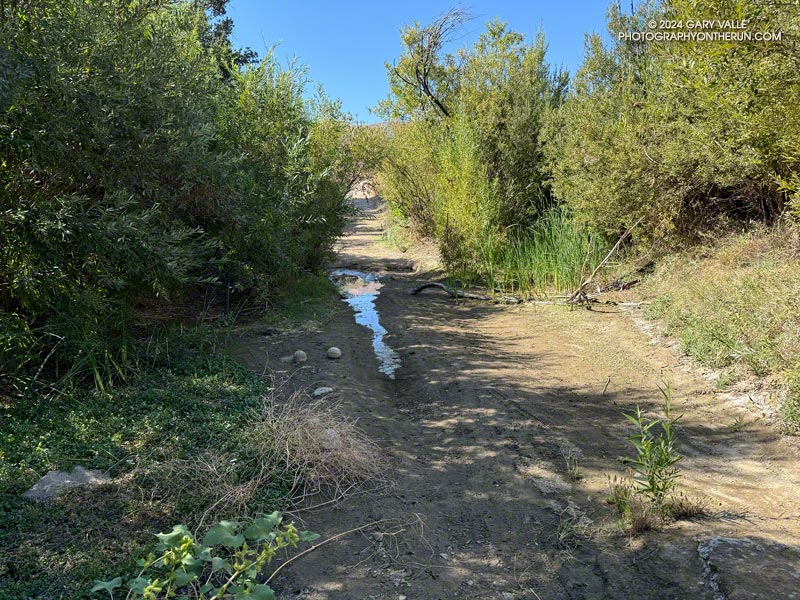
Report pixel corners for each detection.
[0,352,274,598]
[641,227,800,432]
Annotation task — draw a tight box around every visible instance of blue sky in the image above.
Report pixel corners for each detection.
[226,1,611,123]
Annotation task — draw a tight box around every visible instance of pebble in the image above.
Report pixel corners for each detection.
[312,387,334,398]
[293,350,307,363]
[327,346,342,359]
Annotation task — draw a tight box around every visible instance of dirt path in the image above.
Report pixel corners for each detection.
[232,191,800,600]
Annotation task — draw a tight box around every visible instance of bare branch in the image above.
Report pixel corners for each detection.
[395,7,472,118]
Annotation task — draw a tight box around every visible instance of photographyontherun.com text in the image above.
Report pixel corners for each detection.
[619,19,783,42]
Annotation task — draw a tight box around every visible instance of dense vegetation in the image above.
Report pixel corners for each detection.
[0,0,368,397]
[548,1,800,242]
[376,0,800,288]
[0,352,273,597]
[0,3,373,595]
[375,13,603,290]
[375,0,800,421]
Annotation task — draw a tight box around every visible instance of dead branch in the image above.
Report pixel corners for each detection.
[409,282,491,300]
[393,7,472,118]
[567,217,644,304]
[265,518,398,584]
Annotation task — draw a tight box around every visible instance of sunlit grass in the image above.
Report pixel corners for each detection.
[643,226,800,432]
[492,209,611,296]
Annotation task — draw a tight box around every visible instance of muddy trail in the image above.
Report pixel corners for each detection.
[231,190,800,600]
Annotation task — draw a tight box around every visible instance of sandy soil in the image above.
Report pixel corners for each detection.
[230,189,800,600]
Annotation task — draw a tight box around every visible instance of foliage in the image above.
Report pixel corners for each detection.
[375,15,573,289]
[546,0,800,243]
[623,383,682,505]
[0,0,362,396]
[91,513,319,600]
[432,113,501,276]
[0,351,276,598]
[497,209,610,295]
[606,384,698,534]
[0,336,380,598]
[781,368,800,434]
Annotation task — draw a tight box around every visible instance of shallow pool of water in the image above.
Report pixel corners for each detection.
[329,269,401,379]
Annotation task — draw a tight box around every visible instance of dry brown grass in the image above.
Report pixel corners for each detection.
[245,391,386,502]
[605,474,706,536]
[133,388,385,528]
[664,491,708,521]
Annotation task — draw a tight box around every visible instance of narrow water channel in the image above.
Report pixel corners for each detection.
[328,269,401,378]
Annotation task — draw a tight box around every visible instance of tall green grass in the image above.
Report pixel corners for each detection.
[494,210,611,296]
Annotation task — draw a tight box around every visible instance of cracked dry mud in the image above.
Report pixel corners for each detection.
[230,190,800,600]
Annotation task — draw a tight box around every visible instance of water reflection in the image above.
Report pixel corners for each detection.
[329,269,401,378]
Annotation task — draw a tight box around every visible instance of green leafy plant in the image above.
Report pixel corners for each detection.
[91,513,319,600]
[622,383,682,506]
[726,415,751,433]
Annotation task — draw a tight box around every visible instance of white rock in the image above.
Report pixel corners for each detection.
[326,346,342,359]
[23,466,110,501]
[312,387,334,398]
[293,350,307,363]
[321,428,342,451]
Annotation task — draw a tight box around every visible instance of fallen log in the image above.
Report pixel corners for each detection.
[408,282,491,300]
[409,281,646,308]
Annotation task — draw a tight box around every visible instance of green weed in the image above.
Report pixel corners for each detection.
[622,383,682,506]
[564,454,583,482]
[726,415,751,433]
[643,230,800,433]
[91,514,319,600]
[0,356,275,598]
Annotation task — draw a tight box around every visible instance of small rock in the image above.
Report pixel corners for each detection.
[326,346,342,359]
[23,466,110,501]
[371,532,385,542]
[321,428,342,451]
[293,350,307,364]
[399,596,407,600]
[312,387,334,398]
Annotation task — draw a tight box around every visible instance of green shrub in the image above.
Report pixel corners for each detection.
[623,383,682,506]
[546,1,800,242]
[0,0,359,395]
[375,16,569,288]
